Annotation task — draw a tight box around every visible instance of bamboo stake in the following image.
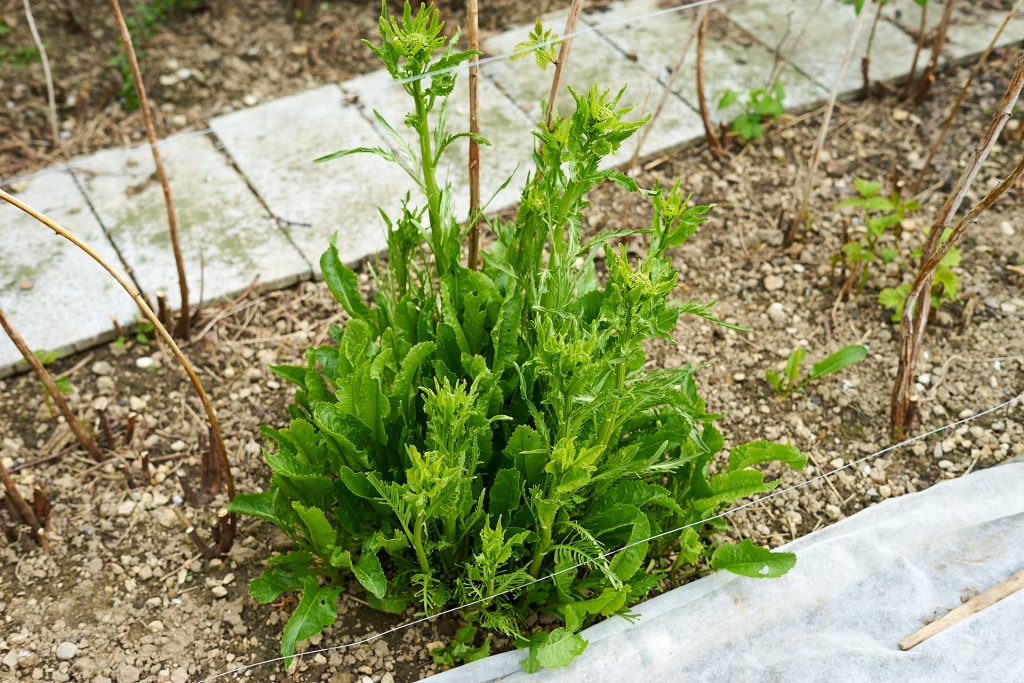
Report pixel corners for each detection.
[900,570,1024,650]
[544,0,585,132]
[0,188,236,507]
[22,0,59,148]
[891,53,1024,437]
[695,6,726,159]
[912,0,956,105]
[785,6,869,245]
[910,0,1023,196]
[109,0,191,338]
[466,0,481,270]
[0,308,104,462]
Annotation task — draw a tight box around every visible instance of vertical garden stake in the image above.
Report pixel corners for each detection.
[0,188,236,549]
[466,0,481,270]
[892,53,1024,437]
[0,308,104,462]
[109,0,191,338]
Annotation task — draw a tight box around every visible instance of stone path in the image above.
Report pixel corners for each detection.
[1,0,1019,373]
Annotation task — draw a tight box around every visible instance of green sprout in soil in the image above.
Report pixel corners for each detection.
[765,345,868,397]
[229,1,807,672]
[716,81,785,142]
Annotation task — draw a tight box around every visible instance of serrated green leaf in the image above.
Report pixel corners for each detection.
[353,551,387,599]
[728,440,807,472]
[249,565,313,604]
[281,577,343,664]
[321,242,372,323]
[292,502,336,553]
[226,492,278,523]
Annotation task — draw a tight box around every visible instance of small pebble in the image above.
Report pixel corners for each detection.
[136,356,155,370]
[764,274,784,292]
[91,360,114,376]
[211,585,228,598]
[55,642,78,660]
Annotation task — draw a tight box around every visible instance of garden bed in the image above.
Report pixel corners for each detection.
[1,39,1023,683]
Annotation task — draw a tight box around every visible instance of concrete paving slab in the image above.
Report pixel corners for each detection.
[884,0,1024,63]
[482,11,705,167]
[725,0,922,94]
[343,68,535,218]
[591,0,827,124]
[0,171,139,374]
[211,85,415,271]
[72,133,308,311]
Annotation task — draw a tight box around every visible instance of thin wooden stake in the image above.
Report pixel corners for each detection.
[910,0,1024,196]
[900,570,1024,650]
[0,188,236,514]
[466,0,482,270]
[544,0,585,132]
[892,53,1024,437]
[696,6,726,159]
[0,308,105,462]
[785,6,869,245]
[109,0,191,339]
[22,0,60,148]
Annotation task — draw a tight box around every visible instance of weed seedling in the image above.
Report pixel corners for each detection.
[716,81,785,142]
[879,228,961,322]
[766,345,868,396]
[835,178,919,291]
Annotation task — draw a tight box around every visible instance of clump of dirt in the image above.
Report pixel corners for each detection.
[1,38,1023,683]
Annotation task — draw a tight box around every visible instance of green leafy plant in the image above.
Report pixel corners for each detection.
[229,1,807,672]
[765,345,868,396]
[24,349,74,414]
[835,178,919,290]
[879,228,960,322]
[716,81,785,141]
[110,0,203,109]
[511,20,559,71]
[0,18,42,66]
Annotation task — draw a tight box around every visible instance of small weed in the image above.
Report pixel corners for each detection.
[879,228,961,322]
[835,178,919,290]
[716,81,785,141]
[511,20,559,71]
[765,345,867,396]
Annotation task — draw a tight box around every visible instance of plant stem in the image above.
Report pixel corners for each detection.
[0,457,41,536]
[412,80,443,257]
[860,2,883,98]
[0,188,236,520]
[544,0,585,132]
[0,308,104,462]
[22,0,59,149]
[466,0,481,270]
[412,513,432,575]
[696,6,726,159]
[910,0,1023,196]
[529,500,557,578]
[905,0,928,97]
[912,0,956,105]
[891,53,1024,437]
[109,0,191,339]
[785,6,868,245]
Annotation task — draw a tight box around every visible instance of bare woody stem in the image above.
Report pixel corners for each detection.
[0,457,41,536]
[0,188,235,504]
[109,0,191,339]
[860,2,883,99]
[904,0,928,97]
[22,0,59,148]
[630,15,700,171]
[544,0,585,132]
[695,6,726,159]
[0,308,104,462]
[891,53,1024,437]
[466,0,481,270]
[910,0,1023,196]
[912,0,955,105]
[785,6,869,246]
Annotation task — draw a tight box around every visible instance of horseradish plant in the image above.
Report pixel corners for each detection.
[229,1,806,670]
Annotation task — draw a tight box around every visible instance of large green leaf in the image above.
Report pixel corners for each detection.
[320,242,372,323]
[226,492,277,523]
[488,468,522,519]
[710,539,796,578]
[291,502,336,553]
[691,470,777,512]
[521,628,588,672]
[280,577,343,663]
[249,565,313,604]
[728,441,807,472]
[353,551,388,599]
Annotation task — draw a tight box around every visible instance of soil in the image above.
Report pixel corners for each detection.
[2,15,1024,683]
[0,0,574,181]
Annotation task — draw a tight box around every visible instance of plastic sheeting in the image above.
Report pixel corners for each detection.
[428,461,1024,682]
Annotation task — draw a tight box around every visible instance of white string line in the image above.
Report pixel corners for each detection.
[0,0,732,189]
[199,389,1022,682]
